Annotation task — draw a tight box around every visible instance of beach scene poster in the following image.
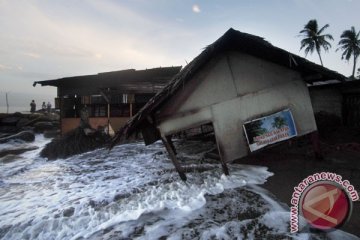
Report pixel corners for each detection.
[243,109,297,152]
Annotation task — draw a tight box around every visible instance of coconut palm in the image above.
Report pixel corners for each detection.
[337,26,360,78]
[272,116,286,129]
[299,19,334,66]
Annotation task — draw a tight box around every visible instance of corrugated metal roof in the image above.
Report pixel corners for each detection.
[33,66,182,89]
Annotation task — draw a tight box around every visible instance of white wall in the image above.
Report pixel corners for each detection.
[158,52,317,162]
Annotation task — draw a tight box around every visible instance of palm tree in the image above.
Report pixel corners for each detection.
[272,116,286,129]
[299,19,334,66]
[337,26,360,78]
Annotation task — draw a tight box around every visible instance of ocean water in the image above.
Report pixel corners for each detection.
[0,136,358,240]
[0,106,29,114]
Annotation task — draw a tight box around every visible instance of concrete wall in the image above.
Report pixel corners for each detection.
[157,51,317,162]
[309,88,342,117]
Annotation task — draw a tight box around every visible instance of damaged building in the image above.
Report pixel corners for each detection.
[33,66,181,135]
[111,28,345,181]
[309,79,360,128]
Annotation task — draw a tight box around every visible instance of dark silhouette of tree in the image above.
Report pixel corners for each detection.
[299,19,333,66]
[337,26,360,78]
[272,116,286,129]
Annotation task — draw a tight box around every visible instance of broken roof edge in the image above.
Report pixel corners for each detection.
[33,66,183,87]
[109,28,346,147]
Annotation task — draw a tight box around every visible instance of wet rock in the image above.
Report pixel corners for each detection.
[0,126,18,133]
[12,112,23,117]
[63,207,75,217]
[33,121,55,133]
[16,118,30,128]
[44,129,60,139]
[0,154,24,163]
[1,116,21,126]
[0,132,11,138]
[41,127,110,160]
[0,131,35,144]
[51,121,60,128]
[0,146,38,158]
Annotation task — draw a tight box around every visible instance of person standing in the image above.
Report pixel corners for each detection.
[42,102,46,112]
[30,100,36,113]
[47,102,52,113]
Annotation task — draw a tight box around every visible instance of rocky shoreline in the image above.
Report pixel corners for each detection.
[0,112,60,137]
[0,112,111,161]
[0,112,60,159]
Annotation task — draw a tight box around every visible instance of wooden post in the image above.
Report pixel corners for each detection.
[214,138,230,176]
[166,135,177,155]
[161,136,187,181]
[310,131,323,160]
[107,103,110,135]
[5,92,9,114]
[219,156,230,176]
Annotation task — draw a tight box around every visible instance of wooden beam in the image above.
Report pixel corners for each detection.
[214,137,230,176]
[166,135,177,155]
[161,136,187,181]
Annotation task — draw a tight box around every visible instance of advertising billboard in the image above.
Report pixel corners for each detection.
[243,109,297,152]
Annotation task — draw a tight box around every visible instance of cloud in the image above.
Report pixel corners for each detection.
[192,4,201,13]
[0,64,12,70]
[23,52,41,59]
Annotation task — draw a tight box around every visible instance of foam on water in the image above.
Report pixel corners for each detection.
[0,138,358,239]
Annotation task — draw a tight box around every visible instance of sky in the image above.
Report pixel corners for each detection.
[1,0,359,112]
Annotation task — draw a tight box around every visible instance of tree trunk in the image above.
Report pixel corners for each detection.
[352,54,357,77]
[317,50,324,66]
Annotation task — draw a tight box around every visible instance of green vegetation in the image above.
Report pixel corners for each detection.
[337,26,360,78]
[299,20,360,78]
[272,116,286,129]
[299,19,333,66]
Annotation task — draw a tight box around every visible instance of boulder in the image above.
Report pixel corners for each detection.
[33,121,55,133]
[1,116,21,126]
[63,207,75,217]
[44,129,60,139]
[0,154,24,163]
[0,126,18,133]
[16,118,30,128]
[0,145,38,158]
[12,112,23,117]
[51,121,60,128]
[0,131,35,144]
[41,127,110,160]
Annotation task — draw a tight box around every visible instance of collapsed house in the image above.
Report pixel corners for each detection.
[33,66,181,135]
[111,28,345,181]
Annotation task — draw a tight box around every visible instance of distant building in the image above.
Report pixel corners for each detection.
[309,79,360,127]
[34,66,181,135]
[112,28,345,180]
